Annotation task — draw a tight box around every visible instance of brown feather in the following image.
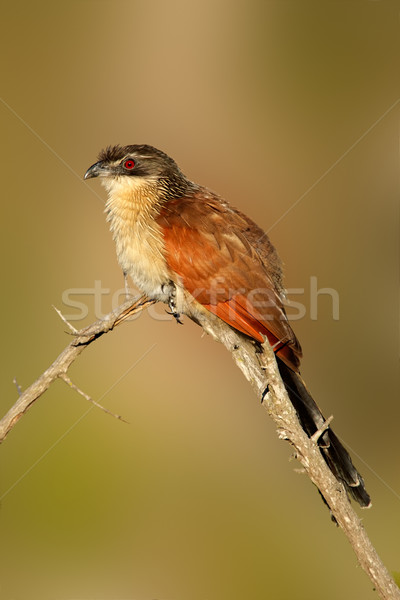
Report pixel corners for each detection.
[156,191,302,371]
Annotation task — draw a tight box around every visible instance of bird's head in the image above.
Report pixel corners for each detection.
[84,144,189,199]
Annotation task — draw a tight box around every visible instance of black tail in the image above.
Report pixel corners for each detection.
[277,358,371,508]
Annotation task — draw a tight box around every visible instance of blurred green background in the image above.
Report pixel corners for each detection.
[0,1,398,599]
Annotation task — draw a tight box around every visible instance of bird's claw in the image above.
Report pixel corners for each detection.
[166,309,183,324]
[261,385,269,403]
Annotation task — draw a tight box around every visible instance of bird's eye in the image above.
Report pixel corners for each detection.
[123,159,135,170]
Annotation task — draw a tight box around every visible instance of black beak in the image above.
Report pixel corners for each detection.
[84,161,111,180]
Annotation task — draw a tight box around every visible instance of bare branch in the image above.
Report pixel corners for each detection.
[183,302,400,600]
[0,295,154,443]
[1,293,399,599]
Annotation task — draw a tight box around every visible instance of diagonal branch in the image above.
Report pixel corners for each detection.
[0,295,155,443]
[1,294,399,599]
[184,302,400,600]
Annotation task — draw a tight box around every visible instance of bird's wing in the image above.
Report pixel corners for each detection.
[156,193,302,371]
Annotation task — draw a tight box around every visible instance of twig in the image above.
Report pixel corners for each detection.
[59,373,129,423]
[311,415,334,443]
[12,378,22,397]
[0,295,154,443]
[53,305,78,333]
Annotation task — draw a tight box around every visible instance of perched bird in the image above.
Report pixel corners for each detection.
[84,144,370,508]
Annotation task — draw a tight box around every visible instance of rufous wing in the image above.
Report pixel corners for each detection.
[156,193,302,371]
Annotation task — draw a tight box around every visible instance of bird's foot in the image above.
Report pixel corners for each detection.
[162,282,184,325]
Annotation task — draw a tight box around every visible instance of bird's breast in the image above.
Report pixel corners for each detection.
[105,188,171,300]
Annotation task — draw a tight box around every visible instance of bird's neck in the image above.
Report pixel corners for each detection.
[102,177,162,226]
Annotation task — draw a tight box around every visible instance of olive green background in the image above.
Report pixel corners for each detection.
[0,2,398,599]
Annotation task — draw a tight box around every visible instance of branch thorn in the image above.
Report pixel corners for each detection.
[311,415,334,444]
[53,305,78,334]
[13,377,22,397]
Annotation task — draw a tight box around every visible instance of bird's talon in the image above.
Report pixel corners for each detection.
[261,385,269,403]
[173,312,183,324]
[165,309,183,325]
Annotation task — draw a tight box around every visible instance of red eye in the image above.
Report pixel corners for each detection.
[124,159,135,170]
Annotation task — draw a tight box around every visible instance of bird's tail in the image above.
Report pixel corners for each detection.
[277,358,371,508]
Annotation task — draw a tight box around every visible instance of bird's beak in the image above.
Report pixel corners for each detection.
[84,161,111,180]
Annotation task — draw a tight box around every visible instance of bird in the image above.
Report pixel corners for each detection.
[84,144,370,508]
